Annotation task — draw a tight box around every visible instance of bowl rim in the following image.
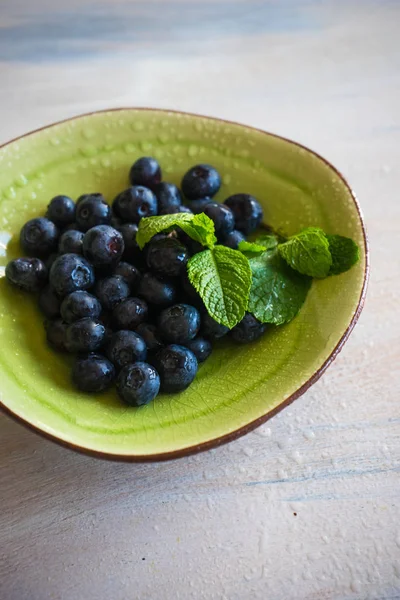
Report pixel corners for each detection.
[0,107,370,462]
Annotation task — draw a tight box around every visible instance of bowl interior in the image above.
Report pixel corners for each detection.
[0,109,367,458]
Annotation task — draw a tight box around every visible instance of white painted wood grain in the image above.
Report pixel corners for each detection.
[1,1,399,599]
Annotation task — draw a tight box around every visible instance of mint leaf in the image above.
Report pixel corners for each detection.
[136,213,216,249]
[238,240,269,257]
[278,227,332,278]
[248,250,311,325]
[327,234,360,275]
[254,234,279,250]
[187,245,251,328]
[189,213,217,249]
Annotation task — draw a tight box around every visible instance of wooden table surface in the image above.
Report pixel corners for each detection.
[1,1,399,599]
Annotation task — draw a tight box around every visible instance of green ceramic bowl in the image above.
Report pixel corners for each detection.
[0,109,368,461]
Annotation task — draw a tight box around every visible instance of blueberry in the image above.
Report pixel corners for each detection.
[44,253,59,271]
[135,323,164,353]
[188,197,212,214]
[129,157,162,190]
[146,237,189,278]
[203,202,234,237]
[176,206,193,214]
[106,330,147,370]
[230,313,267,343]
[6,257,47,292]
[180,271,203,306]
[138,272,177,307]
[112,186,158,223]
[20,217,59,257]
[160,205,193,215]
[185,337,212,363]
[154,182,182,213]
[65,318,106,353]
[158,303,200,344]
[181,164,221,200]
[155,344,198,392]
[116,223,141,262]
[112,297,148,331]
[224,194,263,235]
[110,215,122,229]
[94,276,130,311]
[38,285,61,318]
[117,362,160,406]
[45,319,68,352]
[220,229,246,249]
[201,312,229,340]
[49,253,95,297]
[82,225,124,269]
[178,232,204,256]
[72,353,115,393]
[60,290,102,323]
[76,192,104,206]
[75,194,111,231]
[62,222,83,233]
[46,195,75,227]
[58,230,84,255]
[113,261,142,292]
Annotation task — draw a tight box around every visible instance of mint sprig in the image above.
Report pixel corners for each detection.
[137,213,360,330]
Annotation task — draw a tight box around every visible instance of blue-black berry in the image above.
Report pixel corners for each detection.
[135,323,164,353]
[230,313,267,343]
[20,217,59,257]
[46,195,76,227]
[111,297,148,331]
[6,257,48,292]
[38,285,61,318]
[106,330,147,370]
[146,237,189,278]
[201,312,229,340]
[158,303,200,344]
[154,182,182,213]
[94,276,130,311]
[82,225,124,269]
[117,362,160,406]
[185,337,212,363]
[75,194,111,231]
[220,229,246,249]
[181,164,221,200]
[49,253,95,297]
[224,194,263,235]
[113,261,142,291]
[72,353,115,392]
[45,319,68,352]
[65,318,106,353]
[112,186,158,223]
[60,290,102,323]
[129,157,162,190]
[155,344,198,393]
[58,230,84,255]
[138,272,177,306]
[203,202,235,237]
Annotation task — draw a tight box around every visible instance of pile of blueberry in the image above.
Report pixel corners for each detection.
[5,157,264,406]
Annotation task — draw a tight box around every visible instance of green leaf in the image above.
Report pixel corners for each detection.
[327,234,360,275]
[254,234,279,250]
[238,240,269,257]
[278,227,332,278]
[136,212,216,250]
[248,250,311,325]
[187,245,252,328]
